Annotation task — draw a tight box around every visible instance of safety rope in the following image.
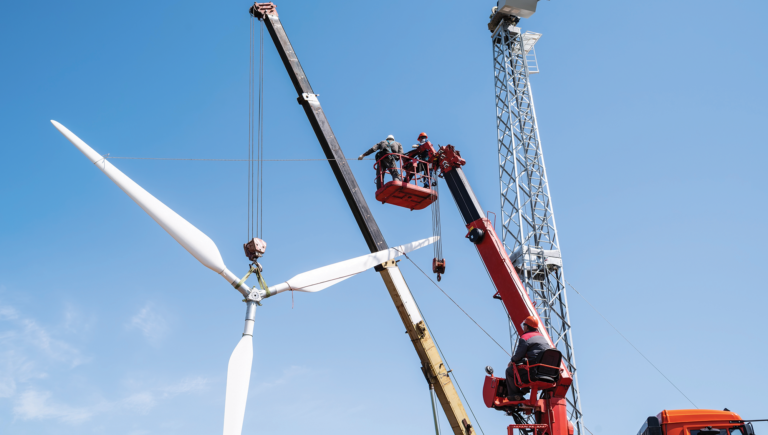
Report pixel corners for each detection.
[104,156,376,161]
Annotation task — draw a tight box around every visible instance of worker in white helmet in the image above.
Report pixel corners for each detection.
[358,134,404,189]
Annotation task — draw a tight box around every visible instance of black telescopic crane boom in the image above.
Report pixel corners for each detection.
[249,4,475,435]
[252,3,385,253]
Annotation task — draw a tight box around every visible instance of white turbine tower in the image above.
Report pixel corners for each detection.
[51,120,436,435]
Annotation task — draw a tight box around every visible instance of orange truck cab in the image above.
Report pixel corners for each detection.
[638,410,756,435]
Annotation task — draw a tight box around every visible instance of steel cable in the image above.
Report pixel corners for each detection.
[399,259,488,435]
[430,169,443,265]
[257,19,264,239]
[248,15,254,240]
[395,249,510,357]
[105,156,376,161]
[565,279,699,409]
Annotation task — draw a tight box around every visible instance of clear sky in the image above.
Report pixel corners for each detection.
[1,0,767,434]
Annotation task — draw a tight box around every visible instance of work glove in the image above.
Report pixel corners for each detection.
[358,155,364,160]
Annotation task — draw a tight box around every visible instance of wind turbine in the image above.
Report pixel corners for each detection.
[51,120,436,435]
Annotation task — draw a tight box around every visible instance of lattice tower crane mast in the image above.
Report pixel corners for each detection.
[490,1,585,433]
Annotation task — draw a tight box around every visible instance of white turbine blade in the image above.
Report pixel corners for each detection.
[223,335,253,435]
[51,120,229,276]
[269,236,437,295]
[293,274,354,293]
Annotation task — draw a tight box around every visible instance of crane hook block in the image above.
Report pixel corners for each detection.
[243,238,267,262]
[433,258,446,282]
[432,258,446,274]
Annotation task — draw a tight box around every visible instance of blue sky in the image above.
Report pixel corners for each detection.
[1,0,767,434]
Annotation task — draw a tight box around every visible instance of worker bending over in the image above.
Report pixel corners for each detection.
[358,134,403,189]
[506,315,552,401]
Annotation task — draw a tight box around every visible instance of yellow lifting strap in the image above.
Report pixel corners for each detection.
[254,268,269,292]
[236,264,269,301]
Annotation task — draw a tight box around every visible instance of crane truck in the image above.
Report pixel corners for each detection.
[426,144,760,435]
[247,2,761,435]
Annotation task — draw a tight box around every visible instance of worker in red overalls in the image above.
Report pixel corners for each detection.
[505,316,552,401]
[408,132,437,188]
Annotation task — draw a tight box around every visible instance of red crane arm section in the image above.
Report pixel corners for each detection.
[468,217,572,396]
[436,145,572,397]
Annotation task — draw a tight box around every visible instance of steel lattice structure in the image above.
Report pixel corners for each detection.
[492,19,585,435]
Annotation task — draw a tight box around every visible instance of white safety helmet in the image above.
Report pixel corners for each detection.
[386,134,395,141]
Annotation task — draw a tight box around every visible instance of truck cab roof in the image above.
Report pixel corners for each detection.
[660,410,743,425]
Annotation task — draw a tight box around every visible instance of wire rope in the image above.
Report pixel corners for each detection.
[104,156,376,161]
[435,390,442,435]
[396,248,608,434]
[402,264,487,435]
[396,249,510,357]
[257,19,264,239]
[498,298,516,353]
[248,16,266,241]
[430,166,443,265]
[565,279,698,409]
[248,15,254,240]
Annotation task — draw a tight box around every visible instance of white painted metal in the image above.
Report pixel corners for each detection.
[223,336,253,435]
[497,0,538,19]
[265,237,437,296]
[381,265,423,324]
[51,120,251,297]
[243,301,257,337]
[521,31,541,54]
[522,31,541,74]
[222,300,258,435]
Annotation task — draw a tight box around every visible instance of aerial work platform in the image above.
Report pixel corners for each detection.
[375,180,435,211]
[373,152,437,210]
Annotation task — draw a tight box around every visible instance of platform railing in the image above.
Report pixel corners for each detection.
[373,152,435,190]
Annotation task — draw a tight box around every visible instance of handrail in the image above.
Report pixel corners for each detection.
[373,152,435,189]
[511,360,563,388]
